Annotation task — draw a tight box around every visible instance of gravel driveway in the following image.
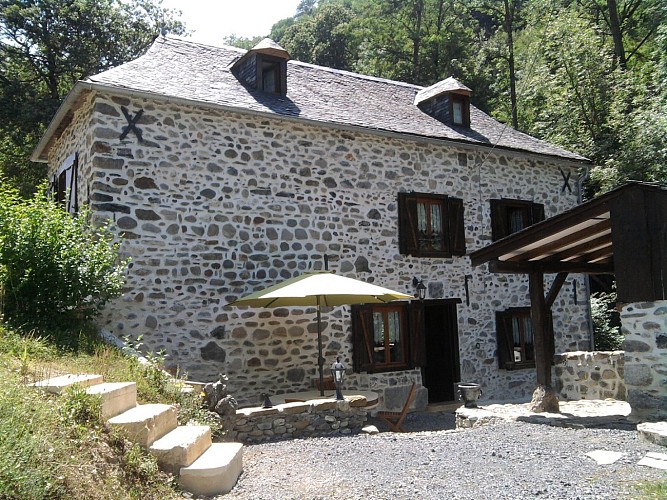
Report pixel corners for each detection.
[224,412,666,500]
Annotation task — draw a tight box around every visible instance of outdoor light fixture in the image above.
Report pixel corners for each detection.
[330,357,346,401]
[412,277,426,301]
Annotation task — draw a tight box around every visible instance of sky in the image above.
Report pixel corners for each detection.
[160,0,302,46]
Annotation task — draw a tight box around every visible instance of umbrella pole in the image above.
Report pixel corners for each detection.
[317,296,324,397]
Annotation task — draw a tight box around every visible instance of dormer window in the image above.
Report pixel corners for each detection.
[258,55,286,95]
[231,38,290,97]
[414,77,472,128]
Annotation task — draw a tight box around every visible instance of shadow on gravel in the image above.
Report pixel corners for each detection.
[367,411,457,433]
[515,413,637,431]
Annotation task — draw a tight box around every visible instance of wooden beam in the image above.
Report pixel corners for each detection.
[545,272,568,308]
[541,232,611,262]
[506,219,612,262]
[488,260,614,275]
[529,270,550,387]
[567,245,613,263]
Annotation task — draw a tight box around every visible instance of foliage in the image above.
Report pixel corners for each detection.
[60,384,102,431]
[590,291,623,351]
[633,479,667,499]
[0,181,127,329]
[0,0,186,196]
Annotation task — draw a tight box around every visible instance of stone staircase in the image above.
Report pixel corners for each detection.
[30,374,243,496]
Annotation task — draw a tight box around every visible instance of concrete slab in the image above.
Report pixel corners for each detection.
[107,403,177,447]
[149,425,212,474]
[29,374,103,394]
[638,452,667,470]
[86,382,136,419]
[585,450,624,465]
[179,442,243,496]
[637,421,667,447]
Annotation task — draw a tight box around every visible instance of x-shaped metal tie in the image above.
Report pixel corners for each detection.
[120,106,144,142]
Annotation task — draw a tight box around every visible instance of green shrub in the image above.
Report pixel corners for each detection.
[591,291,623,351]
[0,180,127,329]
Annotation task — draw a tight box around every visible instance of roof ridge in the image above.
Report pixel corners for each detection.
[161,34,247,55]
[161,34,422,90]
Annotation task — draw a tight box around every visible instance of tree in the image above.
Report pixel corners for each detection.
[0,181,127,328]
[272,0,357,70]
[0,0,185,196]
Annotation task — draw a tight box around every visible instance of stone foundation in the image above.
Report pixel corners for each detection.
[554,351,626,401]
[621,300,667,420]
[227,398,368,444]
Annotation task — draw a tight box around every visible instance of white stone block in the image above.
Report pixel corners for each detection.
[86,382,137,419]
[179,442,243,496]
[29,374,103,394]
[107,404,177,447]
[149,425,212,473]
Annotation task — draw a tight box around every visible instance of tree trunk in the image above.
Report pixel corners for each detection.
[503,0,519,129]
[606,0,627,69]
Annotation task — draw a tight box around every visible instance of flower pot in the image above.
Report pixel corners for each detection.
[457,382,482,408]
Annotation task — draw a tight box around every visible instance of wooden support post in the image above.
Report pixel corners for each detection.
[529,269,559,412]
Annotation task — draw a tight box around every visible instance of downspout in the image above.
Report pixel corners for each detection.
[576,167,596,351]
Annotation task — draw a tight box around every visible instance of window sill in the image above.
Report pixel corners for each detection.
[502,361,535,371]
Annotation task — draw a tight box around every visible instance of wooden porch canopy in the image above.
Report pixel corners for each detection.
[469,182,666,409]
[470,182,667,304]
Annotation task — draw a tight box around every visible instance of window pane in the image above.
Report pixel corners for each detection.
[388,311,401,363]
[263,66,277,93]
[453,101,463,124]
[511,316,522,362]
[417,200,443,251]
[373,312,386,362]
[523,316,534,361]
[508,208,527,233]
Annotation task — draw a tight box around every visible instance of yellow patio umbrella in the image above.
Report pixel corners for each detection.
[227,270,414,396]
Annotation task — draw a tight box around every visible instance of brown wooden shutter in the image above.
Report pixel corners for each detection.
[398,192,418,255]
[531,202,545,225]
[490,199,508,241]
[495,311,514,369]
[408,301,426,368]
[448,197,466,256]
[351,304,375,373]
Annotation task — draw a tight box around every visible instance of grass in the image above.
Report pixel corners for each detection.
[0,323,220,499]
[633,479,667,499]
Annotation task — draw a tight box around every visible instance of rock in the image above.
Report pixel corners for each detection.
[361,425,379,434]
[637,421,667,447]
[528,385,560,413]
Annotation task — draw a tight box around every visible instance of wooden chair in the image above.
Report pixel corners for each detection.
[376,382,417,432]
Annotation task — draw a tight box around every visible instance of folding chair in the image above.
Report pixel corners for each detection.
[376,382,417,432]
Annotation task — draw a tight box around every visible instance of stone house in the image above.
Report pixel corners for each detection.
[32,36,593,409]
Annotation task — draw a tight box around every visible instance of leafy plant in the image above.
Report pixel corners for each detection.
[60,384,102,429]
[591,291,623,351]
[0,180,128,330]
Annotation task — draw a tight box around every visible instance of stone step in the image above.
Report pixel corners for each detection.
[637,421,667,447]
[29,374,104,394]
[86,382,137,419]
[179,442,243,496]
[149,425,212,474]
[107,403,177,447]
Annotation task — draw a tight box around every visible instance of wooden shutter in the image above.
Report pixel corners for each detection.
[531,202,545,225]
[398,192,418,255]
[490,199,508,241]
[495,311,514,369]
[448,197,466,256]
[351,304,375,373]
[408,301,426,368]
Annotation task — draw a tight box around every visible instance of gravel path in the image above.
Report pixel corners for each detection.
[224,413,666,500]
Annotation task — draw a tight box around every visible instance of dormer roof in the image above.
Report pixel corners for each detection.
[414,77,472,106]
[249,38,290,60]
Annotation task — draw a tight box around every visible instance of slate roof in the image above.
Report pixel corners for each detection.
[38,36,589,163]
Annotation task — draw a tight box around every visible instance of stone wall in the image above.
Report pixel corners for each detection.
[227,398,367,444]
[621,301,667,420]
[554,351,626,401]
[46,91,591,408]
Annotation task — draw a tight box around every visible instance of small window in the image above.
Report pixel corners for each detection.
[352,302,426,373]
[257,56,286,96]
[490,198,545,241]
[452,100,463,124]
[450,95,470,127]
[398,192,466,258]
[496,308,553,370]
[50,153,78,214]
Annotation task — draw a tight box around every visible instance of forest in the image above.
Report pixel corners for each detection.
[1,0,665,198]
